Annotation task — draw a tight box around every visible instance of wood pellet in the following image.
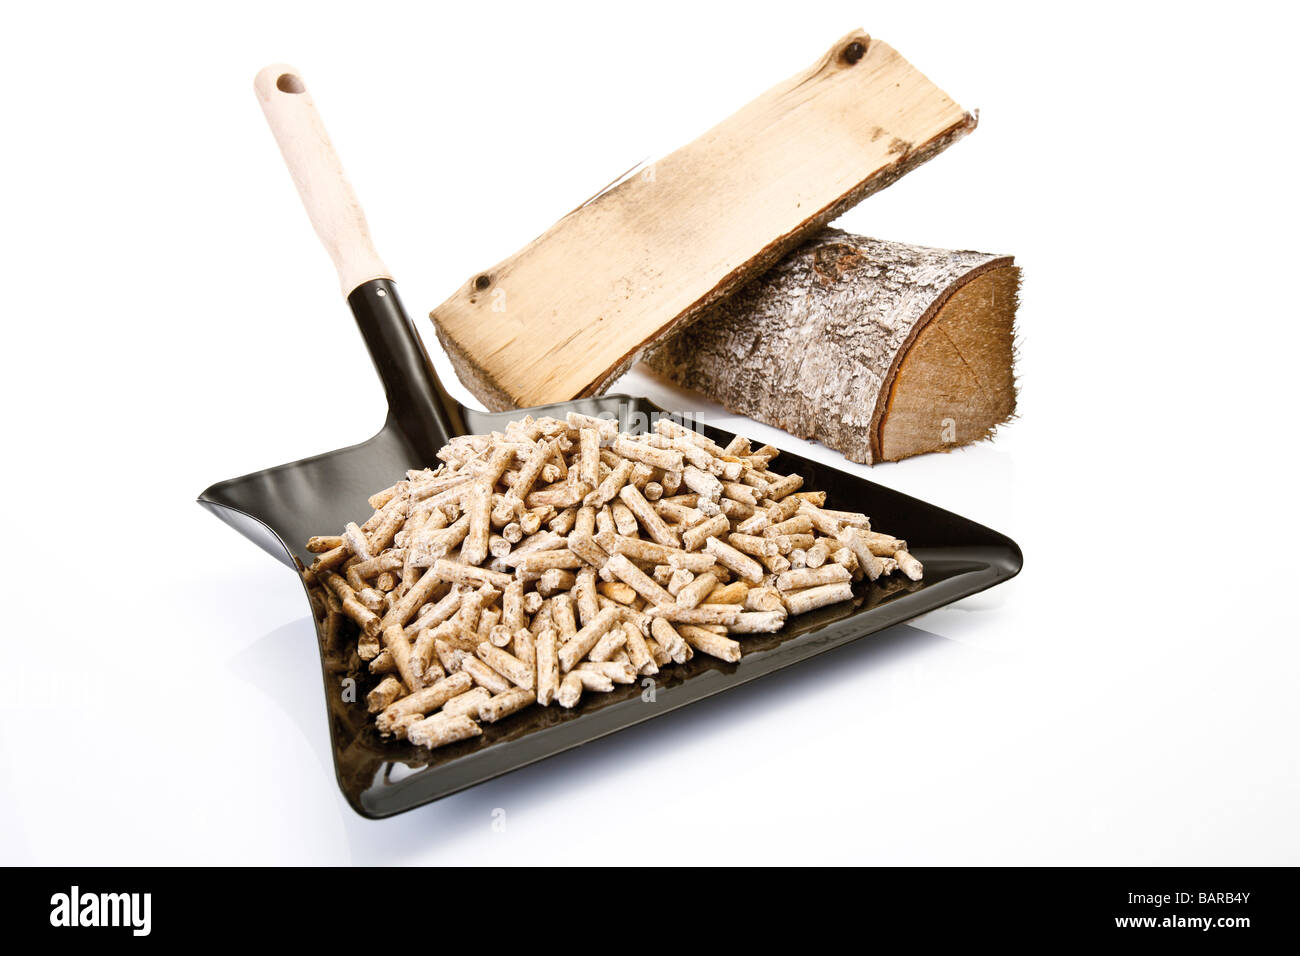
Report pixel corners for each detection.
[303,414,922,749]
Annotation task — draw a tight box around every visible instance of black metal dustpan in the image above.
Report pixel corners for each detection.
[199,65,1023,818]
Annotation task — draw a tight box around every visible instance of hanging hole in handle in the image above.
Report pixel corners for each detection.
[276,73,306,94]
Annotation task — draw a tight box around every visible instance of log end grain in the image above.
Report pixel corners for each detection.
[877,262,1019,462]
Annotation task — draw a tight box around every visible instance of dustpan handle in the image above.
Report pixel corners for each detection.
[254,64,391,297]
[252,63,466,451]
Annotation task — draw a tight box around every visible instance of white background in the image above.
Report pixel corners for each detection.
[2,1,1297,865]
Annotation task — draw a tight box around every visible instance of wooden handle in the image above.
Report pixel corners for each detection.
[254,64,391,297]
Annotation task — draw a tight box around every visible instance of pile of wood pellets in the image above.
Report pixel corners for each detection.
[301,413,923,750]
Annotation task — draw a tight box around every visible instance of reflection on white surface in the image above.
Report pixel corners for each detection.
[229,618,337,787]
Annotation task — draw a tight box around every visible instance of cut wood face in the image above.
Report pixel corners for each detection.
[878,266,1019,462]
[431,32,975,410]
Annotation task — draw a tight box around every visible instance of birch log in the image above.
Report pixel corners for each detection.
[642,230,1019,464]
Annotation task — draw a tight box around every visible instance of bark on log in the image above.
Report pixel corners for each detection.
[642,229,1019,464]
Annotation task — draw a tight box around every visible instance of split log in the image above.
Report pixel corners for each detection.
[431,31,975,410]
[642,230,1019,464]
